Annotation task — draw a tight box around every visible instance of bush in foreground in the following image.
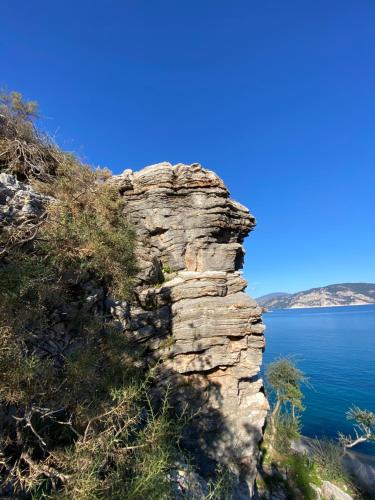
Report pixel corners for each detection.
[0,91,182,498]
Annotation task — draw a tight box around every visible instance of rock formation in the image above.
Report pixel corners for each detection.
[0,162,268,497]
[112,162,268,496]
[0,172,49,235]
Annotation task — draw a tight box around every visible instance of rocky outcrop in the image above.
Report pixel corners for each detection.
[1,162,268,497]
[112,162,268,496]
[0,172,48,240]
[319,481,353,500]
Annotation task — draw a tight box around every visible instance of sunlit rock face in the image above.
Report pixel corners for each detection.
[0,162,267,496]
[113,162,269,496]
[0,172,49,234]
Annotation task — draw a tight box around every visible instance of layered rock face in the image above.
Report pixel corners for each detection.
[113,162,268,496]
[1,163,268,496]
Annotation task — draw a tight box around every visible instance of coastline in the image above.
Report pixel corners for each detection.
[264,302,375,312]
[287,302,375,310]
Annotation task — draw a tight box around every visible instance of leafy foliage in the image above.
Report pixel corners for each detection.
[339,405,375,449]
[38,159,138,300]
[267,357,306,417]
[262,358,364,498]
[265,357,306,456]
[257,450,320,500]
[284,454,319,499]
[272,414,301,454]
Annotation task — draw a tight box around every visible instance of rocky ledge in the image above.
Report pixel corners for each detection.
[112,162,268,496]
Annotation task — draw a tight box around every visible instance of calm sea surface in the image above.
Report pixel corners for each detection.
[262,304,375,455]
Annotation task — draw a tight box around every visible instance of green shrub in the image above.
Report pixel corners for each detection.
[271,414,301,454]
[339,406,375,450]
[264,358,304,453]
[266,357,306,421]
[310,438,347,483]
[47,381,179,500]
[206,464,235,499]
[285,454,319,499]
[162,265,172,275]
[37,158,138,300]
[0,91,181,498]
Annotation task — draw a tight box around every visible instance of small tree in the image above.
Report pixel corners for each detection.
[0,90,38,121]
[266,357,306,446]
[0,91,38,142]
[0,90,58,180]
[339,406,375,450]
[267,357,305,420]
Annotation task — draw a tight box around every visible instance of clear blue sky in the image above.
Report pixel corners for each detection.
[1,1,374,297]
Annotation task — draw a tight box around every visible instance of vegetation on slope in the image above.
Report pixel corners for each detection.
[0,92,182,498]
[258,357,363,499]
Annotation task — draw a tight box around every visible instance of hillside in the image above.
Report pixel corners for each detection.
[257,283,375,310]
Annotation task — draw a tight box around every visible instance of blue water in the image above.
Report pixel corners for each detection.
[262,304,375,455]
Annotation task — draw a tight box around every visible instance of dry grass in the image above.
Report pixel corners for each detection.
[0,91,59,180]
[0,91,180,498]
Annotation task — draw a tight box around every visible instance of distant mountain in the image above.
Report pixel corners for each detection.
[255,292,291,305]
[256,283,375,310]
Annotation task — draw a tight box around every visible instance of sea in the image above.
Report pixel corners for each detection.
[262,304,375,455]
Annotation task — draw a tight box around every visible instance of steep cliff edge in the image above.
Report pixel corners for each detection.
[111,162,268,494]
[0,161,268,497]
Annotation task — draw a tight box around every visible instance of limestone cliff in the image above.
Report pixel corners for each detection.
[111,162,268,495]
[0,162,268,497]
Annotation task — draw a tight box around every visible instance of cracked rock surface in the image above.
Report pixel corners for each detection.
[1,163,268,497]
[0,172,48,236]
[113,162,268,496]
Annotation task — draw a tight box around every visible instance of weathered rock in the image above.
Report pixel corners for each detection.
[0,172,49,241]
[321,480,353,500]
[1,163,268,497]
[169,463,209,499]
[113,162,268,497]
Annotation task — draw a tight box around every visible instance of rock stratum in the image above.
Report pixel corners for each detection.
[257,283,375,310]
[1,162,268,497]
[112,162,268,496]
